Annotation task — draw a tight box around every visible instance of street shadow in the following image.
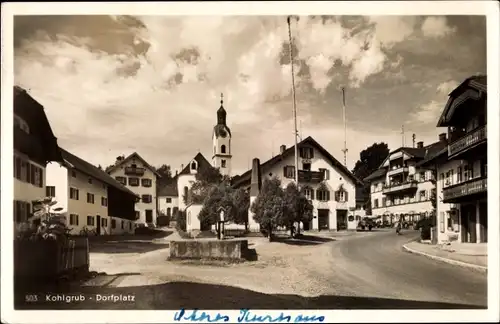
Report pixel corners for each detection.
[15,281,486,310]
[89,241,170,254]
[273,235,335,246]
[85,230,174,243]
[243,248,258,261]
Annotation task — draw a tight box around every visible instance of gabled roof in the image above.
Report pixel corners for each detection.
[366,140,447,182]
[157,176,179,197]
[416,146,448,168]
[60,148,139,198]
[178,152,213,176]
[14,86,63,163]
[231,136,362,188]
[106,152,161,177]
[363,168,387,182]
[437,75,487,127]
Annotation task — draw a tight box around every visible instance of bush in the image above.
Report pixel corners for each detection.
[176,210,187,232]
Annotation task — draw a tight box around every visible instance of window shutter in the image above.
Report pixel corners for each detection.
[345,191,349,202]
[283,166,287,177]
[326,191,330,201]
[334,191,339,202]
[310,189,315,200]
[38,168,43,187]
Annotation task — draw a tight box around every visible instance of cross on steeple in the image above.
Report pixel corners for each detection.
[220,93,224,107]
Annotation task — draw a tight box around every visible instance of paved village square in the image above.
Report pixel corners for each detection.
[8,13,491,312]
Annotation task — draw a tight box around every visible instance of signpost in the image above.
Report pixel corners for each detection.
[217,207,226,240]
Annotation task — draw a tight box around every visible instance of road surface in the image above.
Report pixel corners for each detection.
[15,230,487,310]
[307,229,487,309]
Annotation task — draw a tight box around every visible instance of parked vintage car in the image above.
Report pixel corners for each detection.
[358,217,376,231]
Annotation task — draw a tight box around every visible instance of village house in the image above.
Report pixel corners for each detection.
[46,148,140,235]
[13,86,63,227]
[106,152,161,227]
[232,136,362,232]
[418,75,487,244]
[157,176,179,223]
[364,137,447,226]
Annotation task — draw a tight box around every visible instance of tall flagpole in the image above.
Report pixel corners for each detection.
[341,87,348,167]
[287,16,299,185]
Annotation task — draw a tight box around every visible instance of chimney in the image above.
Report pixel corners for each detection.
[250,158,262,197]
[439,133,447,143]
[417,141,424,149]
[280,145,286,154]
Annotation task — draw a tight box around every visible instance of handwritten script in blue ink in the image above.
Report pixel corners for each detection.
[173,309,325,323]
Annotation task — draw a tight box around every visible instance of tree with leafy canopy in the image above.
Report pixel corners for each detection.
[231,187,251,229]
[250,177,288,241]
[198,183,235,229]
[156,164,172,180]
[184,166,229,205]
[284,182,314,237]
[351,142,390,213]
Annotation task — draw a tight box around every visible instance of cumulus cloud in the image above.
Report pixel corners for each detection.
[421,16,456,38]
[437,80,459,95]
[13,15,484,173]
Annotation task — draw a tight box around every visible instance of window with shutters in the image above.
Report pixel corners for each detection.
[46,186,56,197]
[101,217,107,227]
[382,197,387,207]
[13,200,31,223]
[316,189,330,201]
[87,193,95,204]
[303,187,314,200]
[111,219,116,229]
[101,197,108,206]
[283,166,295,178]
[115,176,126,185]
[319,168,330,180]
[457,167,462,183]
[129,177,139,186]
[299,147,314,159]
[87,216,95,226]
[70,214,79,225]
[335,190,348,202]
[141,178,152,187]
[419,190,426,201]
[70,188,79,200]
[373,199,379,208]
[142,194,153,203]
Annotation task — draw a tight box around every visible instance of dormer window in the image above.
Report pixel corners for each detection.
[299,147,314,159]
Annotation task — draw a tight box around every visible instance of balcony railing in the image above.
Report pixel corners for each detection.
[448,125,486,158]
[387,166,409,177]
[382,181,418,194]
[443,177,487,202]
[298,170,324,183]
[124,167,146,176]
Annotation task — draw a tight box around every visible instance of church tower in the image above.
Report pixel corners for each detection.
[212,93,232,177]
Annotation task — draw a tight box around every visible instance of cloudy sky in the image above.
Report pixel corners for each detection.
[14,15,486,175]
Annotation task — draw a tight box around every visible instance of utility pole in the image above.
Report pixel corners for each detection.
[287,16,299,186]
[341,87,348,167]
[401,125,405,147]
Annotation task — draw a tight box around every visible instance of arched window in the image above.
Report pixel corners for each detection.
[191,162,197,170]
[167,208,171,217]
[221,145,226,153]
[183,186,189,202]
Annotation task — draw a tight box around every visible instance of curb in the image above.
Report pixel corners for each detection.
[402,244,487,273]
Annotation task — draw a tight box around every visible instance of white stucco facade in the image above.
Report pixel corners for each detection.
[248,145,357,231]
[186,204,203,232]
[158,196,179,217]
[108,155,158,226]
[177,173,197,211]
[369,149,437,224]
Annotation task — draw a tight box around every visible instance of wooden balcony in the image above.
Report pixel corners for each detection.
[448,125,486,159]
[443,177,487,203]
[298,170,324,183]
[382,181,418,195]
[387,166,409,177]
[14,127,44,160]
[124,166,145,176]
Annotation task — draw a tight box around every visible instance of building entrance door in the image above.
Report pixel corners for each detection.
[336,209,348,231]
[318,209,329,231]
[145,209,153,223]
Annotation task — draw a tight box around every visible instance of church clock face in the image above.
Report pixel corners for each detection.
[220,129,227,138]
